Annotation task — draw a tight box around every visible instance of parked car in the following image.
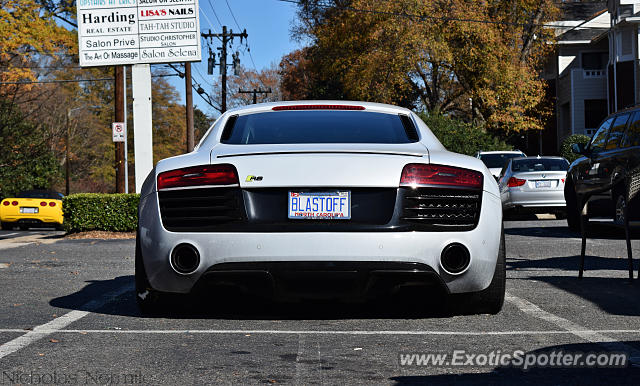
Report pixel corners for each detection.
[498,156,569,216]
[476,150,527,180]
[136,101,505,315]
[565,106,640,231]
[0,190,64,230]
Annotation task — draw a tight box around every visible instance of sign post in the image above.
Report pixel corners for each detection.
[76,0,202,193]
[132,64,154,194]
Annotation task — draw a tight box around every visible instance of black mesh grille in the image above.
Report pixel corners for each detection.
[158,187,244,232]
[401,188,481,229]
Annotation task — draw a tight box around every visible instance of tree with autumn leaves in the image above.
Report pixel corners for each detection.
[284,0,559,135]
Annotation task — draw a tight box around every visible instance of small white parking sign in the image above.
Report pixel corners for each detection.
[112,122,126,142]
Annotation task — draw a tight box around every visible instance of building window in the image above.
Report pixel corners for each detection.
[582,52,607,70]
[584,99,608,129]
[621,29,633,56]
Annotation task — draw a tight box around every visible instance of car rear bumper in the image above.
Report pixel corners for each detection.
[503,189,566,208]
[138,190,502,295]
[0,216,62,225]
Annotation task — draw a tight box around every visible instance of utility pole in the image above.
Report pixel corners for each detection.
[221,26,227,113]
[201,26,247,113]
[114,66,125,193]
[123,66,128,194]
[65,111,70,196]
[239,88,272,104]
[185,62,195,152]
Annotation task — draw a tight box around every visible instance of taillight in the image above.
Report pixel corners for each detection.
[400,164,483,189]
[2,201,8,206]
[507,177,526,187]
[49,202,56,207]
[11,201,18,206]
[157,164,239,190]
[272,105,365,111]
[40,201,47,206]
[561,178,565,184]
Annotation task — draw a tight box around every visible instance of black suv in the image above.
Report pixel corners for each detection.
[565,107,640,231]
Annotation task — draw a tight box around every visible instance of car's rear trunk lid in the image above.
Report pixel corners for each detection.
[511,171,566,191]
[209,143,429,188]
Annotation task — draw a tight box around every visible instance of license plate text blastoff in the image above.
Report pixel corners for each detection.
[288,191,351,219]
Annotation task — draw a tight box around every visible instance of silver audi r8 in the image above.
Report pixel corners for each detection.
[136,101,505,314]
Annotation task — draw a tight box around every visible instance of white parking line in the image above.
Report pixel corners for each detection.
[0,284,132,359]
[506,292,640,364]
[0,233,18,238]
[32,329,640,335]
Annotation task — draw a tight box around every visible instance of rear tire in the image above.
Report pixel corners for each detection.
[135,234,170,315]
[448,226,505,315]
[1,222,13,230]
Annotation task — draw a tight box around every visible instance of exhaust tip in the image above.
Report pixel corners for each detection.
[440,243,470,275]
[170,244,200,275]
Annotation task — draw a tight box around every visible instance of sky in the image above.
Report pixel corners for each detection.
[167,0,304,115]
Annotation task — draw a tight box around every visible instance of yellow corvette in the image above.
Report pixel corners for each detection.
[0,190,64,230]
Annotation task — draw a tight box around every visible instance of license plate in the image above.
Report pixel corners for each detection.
[288,191,351,219]
[20,207,38,214]
[535,181,551,188]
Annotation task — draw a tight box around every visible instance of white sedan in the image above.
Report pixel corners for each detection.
[136,101,504,314]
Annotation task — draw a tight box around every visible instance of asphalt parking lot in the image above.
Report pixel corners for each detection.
[0,219,639,385]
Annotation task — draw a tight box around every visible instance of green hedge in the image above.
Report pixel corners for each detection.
[418,113,511,156]
[63,193,139,233]
[560,134,590,163]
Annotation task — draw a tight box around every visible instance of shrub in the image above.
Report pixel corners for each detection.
[63,193,139,233]
[560,134,590,163]
[418,113,511,156]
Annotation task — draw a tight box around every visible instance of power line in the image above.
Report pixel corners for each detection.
[0,78,113,85]
[246,44,268,89]
[224,0,243,30]
[274,0,600,30]
[207,0,224,28]
[218,0,268,89]
[192,64,214,89]
[166,63,221,111]
[199,3,218,33]
[4,51,77,57]
[0,74,177,85]
[0,65,83,69]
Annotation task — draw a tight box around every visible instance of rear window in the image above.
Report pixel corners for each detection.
[512,158,569,172]
[221,111,417,144]
[479,153,524,169]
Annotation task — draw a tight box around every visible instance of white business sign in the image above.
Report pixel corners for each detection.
[112,122,126,142]
[77,0,202,67]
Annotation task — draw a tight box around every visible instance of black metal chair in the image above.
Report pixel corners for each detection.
[579,168,639,280]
